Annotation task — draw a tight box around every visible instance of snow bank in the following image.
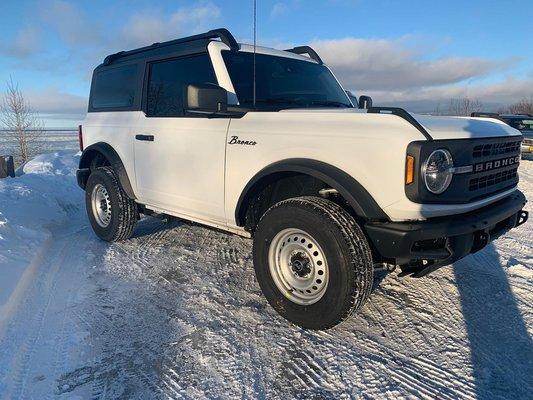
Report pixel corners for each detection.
[0,151,82,325]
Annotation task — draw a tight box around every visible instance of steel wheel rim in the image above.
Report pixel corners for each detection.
[268,228,329,305]
[91,183,112,228]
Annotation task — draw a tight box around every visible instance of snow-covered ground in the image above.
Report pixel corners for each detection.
[0,151,531,399]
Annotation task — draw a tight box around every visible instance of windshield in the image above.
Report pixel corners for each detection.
[503,117,533,131]
[222,51,352,110]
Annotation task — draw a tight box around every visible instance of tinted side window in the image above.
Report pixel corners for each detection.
[91,64,137,109]
[146,54,217,117]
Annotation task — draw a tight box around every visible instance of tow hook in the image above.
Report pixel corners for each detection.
[516,210,529,227]
[472,230,490,253]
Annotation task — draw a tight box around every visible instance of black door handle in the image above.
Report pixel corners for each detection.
[135,134,154,142]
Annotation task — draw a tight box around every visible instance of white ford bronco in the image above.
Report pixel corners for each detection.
[77,29,528,329]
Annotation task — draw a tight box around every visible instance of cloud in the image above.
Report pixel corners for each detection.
[25,88,87,116]
[118,2,221,49]
[270,0,304,18]
[1,27,40,58]
[0,1,222,123]
[307,36,529,111]
[3,3,528,118]
[195,33,524,112]
[42,0,102,45]
[271,3,290,17]
[358,78,533,112]
[37,1,221,56]
[312,37,515,91]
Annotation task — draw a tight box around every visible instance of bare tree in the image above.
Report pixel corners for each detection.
[432,102,444,116]
[504,98,533,115]
[447,97,483,116]
[0,78,44,164]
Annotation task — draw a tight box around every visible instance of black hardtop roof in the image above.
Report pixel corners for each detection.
[98,28,324,68]
[101,28,239,67]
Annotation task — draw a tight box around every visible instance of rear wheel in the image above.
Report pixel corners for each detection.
[253,196,373,330]
[85,166,137,242]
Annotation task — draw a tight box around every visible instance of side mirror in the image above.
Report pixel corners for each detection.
[186,83,228,114]
[358,95,373,109]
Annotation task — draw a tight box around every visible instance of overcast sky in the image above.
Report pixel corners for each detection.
[1,0,532,127]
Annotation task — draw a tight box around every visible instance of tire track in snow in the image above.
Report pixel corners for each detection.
[98,219,478,399]
[2,187,531,399]
[3,228,83,399]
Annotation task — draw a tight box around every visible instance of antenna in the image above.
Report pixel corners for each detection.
[253,0,257,108]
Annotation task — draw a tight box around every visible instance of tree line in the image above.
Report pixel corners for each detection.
[433,97,533,116]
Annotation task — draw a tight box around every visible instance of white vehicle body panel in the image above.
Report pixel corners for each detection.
[223,109,521,224]
[416,115,519,140]
[83,111,139,195]
[81,41,523,236]
[133,114,229,224]
[224,111,424,225]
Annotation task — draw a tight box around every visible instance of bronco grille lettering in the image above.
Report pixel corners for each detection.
[474,155,519,173]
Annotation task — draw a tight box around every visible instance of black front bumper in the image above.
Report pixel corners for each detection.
[365,191,528,277]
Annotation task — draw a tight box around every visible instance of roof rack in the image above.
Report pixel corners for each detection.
[103,28,239,66]
[285,46,323,64]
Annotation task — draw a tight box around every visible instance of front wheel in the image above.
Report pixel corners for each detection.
[253,196,374,330]
[85,166,137,242]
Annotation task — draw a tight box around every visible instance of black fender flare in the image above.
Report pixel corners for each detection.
[79,142,136,199]
[234,158,388,225]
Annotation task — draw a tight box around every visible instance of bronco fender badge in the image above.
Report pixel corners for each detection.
[228,136,257,146]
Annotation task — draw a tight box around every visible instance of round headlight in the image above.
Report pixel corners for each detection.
[423,149,453,194]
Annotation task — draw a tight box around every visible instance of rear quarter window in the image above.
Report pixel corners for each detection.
[91,64,138,109]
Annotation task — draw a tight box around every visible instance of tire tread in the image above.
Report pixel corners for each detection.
[256,196,373,329]
[88,166,137,242]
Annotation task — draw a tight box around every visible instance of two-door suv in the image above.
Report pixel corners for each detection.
[77,29,528,329]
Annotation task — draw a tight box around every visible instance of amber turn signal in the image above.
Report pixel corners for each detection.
[405,155,415,185]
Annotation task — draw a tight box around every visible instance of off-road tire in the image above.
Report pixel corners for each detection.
[253,196,373,330]
[85,166,137,242]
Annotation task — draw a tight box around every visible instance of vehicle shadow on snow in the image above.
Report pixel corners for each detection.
[131,215,183,239]
[452,243,532,399]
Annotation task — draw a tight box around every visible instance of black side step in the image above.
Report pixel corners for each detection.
[368,107,432,140]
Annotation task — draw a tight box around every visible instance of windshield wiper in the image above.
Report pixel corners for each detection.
[308,100,350,108]
[242,98,300,105]
[240,98,351,109]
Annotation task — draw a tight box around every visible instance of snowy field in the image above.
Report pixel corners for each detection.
[0,151,531,399]
[0,130,78,159]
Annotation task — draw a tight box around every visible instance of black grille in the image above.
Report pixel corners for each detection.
[469,167,518,191]
[406,136,521,204]
[472,140,521,158]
